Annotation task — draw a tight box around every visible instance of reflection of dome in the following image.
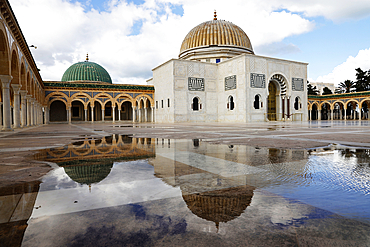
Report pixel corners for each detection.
[61,57,112,84]
[182,185,255,229]
[179,13,254,61]
[61,160,113,185]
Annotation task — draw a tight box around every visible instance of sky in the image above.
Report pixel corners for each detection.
[9,0,370,86]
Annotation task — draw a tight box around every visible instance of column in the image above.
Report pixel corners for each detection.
[344,108,347,120]
[318,110,321,120]
[281,96,285,121]
[339,109,342,120]
[112,106,115,123]
[118,108,121,121]
[20,90,27,127]
[67,106,72,123]
[138,108,142,123]
[330,109,333,121]
[0,102,2,128]
[0,75,12,131]
[287,96,290,120]
[151,107,154,122]
[26,96,31,126]
[132,106,136,123]
[29,99,34,126]
[84,109,87,121]
[144,107,148,122]
[91,105,94,122]
[11,84,21,128]
[102,109,105,121]
[44,106,49,124]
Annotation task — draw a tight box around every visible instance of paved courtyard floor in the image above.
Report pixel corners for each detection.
[1,121,370,246]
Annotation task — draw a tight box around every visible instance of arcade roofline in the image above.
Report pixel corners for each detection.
[308,91,370,100]
[44,81,154,92]
[1,0,43,86]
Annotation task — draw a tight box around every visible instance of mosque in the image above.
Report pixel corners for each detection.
[152,12,308,123]
[0,0,308,131]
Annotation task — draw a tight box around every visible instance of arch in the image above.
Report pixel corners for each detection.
[319,101,332,110]
[71,100,85,121]
[269,74,287,96]
[133,94,154,107]
[0,27,10,75]
[115,93,134,101]
[294,96,301,110]
[10,49,19,85]
[120,101,133,120]
[320,102,331,120]
[192,96,200,111]
[267,81,278,121]
[311,103,318,120]
[253,94,260,109]
[20,62,26,90]
[50,100,67,122]
[227,95,235,110]
[26,72,30,93]
[45,91,69,103]
[345,100,360,120]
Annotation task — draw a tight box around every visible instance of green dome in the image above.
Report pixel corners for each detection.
[62,161,114,185]
[61,60,112,84]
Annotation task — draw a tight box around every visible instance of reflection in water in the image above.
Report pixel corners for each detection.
[182,185,255,231]
[2,138,370,246]
[34,135,155,187]
[0,181,40,247]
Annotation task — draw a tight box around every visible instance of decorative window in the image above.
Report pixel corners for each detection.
[168,98,170,107]
[216,58,221,63]
[254,95,260,109]
[294,97,301,110]
[192,97,200,111]
[156,101,158,109]
[227,96,235,110]
[161,100,163,108]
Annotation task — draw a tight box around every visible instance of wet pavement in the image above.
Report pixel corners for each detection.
[1,121,370,246]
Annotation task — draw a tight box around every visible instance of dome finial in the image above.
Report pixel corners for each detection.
[86,53,89,61]
[214,10,217,20]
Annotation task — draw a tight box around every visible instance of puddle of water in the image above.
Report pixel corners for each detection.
[2,137,370,246]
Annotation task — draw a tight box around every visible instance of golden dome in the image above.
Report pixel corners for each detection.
[179,18,254,60]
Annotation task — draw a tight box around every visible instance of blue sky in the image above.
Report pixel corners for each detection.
[10,0,370,85]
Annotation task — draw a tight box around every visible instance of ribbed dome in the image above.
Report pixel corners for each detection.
[179,18,253,60]
[61,160,113,185]
[61,60,112,84]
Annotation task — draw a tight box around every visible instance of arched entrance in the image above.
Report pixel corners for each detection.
[121,101,132,120]
[50,100,67,122]
[267,82,277,121]
[71,100,84,121]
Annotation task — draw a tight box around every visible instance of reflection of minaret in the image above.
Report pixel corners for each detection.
[182,185,255,231]
[0,181,40,246]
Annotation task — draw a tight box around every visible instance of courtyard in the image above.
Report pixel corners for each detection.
[1,121,370,246]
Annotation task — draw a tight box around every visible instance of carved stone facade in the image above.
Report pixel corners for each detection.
[153,54,308,123]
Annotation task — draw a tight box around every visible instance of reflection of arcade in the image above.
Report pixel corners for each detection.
[35,135,155,185]
[149,139,256,231]
[0,181,40,247]
[35,135,155,163]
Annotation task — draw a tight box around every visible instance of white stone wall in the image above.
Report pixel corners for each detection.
[152,54,308,123]
[153,60,175,123]
[217,56,248,122]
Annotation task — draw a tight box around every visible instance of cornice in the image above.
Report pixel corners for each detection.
[0,0,43,87]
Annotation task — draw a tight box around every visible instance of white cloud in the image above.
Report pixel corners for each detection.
[9,0,370,84]
[315,49,370,86]
[267,0,370,21]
